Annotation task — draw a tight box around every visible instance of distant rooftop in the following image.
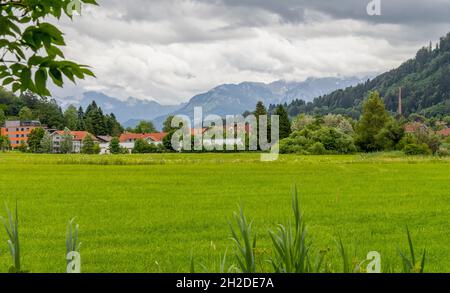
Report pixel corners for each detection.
[5,120,41,128]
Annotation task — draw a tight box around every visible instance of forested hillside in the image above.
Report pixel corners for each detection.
[284,32,450,119]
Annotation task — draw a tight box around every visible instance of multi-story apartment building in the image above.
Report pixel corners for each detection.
[0,120,42,148]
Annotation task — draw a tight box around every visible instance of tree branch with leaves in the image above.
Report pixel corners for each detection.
[0,0,97,96]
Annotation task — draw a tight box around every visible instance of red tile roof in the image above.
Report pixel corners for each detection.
[53,131,97,141]
[119,132,168,143]
[437,128,450,137]
[148,132,168,142]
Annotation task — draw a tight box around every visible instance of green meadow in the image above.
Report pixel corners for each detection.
[0,153,449,273]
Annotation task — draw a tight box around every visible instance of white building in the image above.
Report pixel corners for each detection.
[51,130,97,153]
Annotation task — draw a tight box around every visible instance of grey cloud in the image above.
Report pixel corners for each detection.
[213,0,450,25]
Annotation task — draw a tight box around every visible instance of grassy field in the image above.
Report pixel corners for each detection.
[0,152,449,273]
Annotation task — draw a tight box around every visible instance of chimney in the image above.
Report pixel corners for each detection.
[398,87,403,116]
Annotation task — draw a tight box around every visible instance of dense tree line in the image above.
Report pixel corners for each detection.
[280,91,450,156]
[0,89,65,128]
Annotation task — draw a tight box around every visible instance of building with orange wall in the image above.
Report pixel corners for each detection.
[1,120,42,148]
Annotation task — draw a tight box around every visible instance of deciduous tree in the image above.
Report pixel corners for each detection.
[133,120,156,134]
[19,106,33,121]
[60,127,73,154]
[40,131,53,153]
[27,127,45,152]
[64,105,78,130]
[81,134,95,154]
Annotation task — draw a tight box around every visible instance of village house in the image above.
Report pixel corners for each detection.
[99,132,167,154]
[51,130,98,153]
[0,120,43,148]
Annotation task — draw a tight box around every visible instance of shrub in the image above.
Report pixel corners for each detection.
[93,143,101,155]
[280,126,356,155]
[0,135,10,151]
[375,120,405,151]
[17,141,28,153]
[337,119,354,135]
[133,139,149,154]
[436,147,450,157]
[414,128,441,154]
[308,142,326,155]
[291,114,315,132]
[403,143,432,156]
[133,139,164,154]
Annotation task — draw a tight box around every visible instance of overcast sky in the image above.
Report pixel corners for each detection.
[51,0,450,105]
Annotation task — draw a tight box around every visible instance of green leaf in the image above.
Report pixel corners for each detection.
[20,68,32,89]
[82,0,99,4]
[35,69,48,95]
[12,82,21,93]
[28,55,45,66]
[61,67,75,83]
[46,45,64,58]
[80,67,95,77]
[39,23,65,45]
[49,67,63,87]
[2,77,15,86]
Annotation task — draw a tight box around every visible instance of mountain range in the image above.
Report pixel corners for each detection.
[57,76,365,129]
[55,92,182,128]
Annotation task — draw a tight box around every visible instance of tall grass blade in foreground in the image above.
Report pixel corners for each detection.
[66,218,81,257]
[269,186,312,273]
[399,226,426,273]
[66,218,82,273]
[1,202,22,273]
[189,250,196,273]
[230,205,257,273]
[337,236,351,273]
